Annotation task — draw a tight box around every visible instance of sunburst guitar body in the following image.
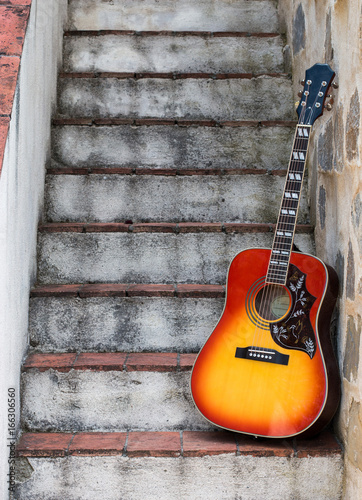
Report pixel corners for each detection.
[191,64,341,438]
[191,248,340,438]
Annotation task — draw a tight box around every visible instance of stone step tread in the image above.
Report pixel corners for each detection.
[20,352,211,431]
[44,173,310,224]
[38,222,314,233]
[36,231,315,285]
[17,430,342,458]
[51,121,296,171]
[57,75,294,121]
[19,349,334,432]
[30,283,225,298]
[23,351,196,372]
[28,284,225,353]
[67,0,280,33]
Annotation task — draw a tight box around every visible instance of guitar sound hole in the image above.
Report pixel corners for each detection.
[254,285,291,322]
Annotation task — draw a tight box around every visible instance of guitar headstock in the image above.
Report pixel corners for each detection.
[296,63,337,126]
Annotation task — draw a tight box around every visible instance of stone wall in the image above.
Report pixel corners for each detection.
[278,1,362,498]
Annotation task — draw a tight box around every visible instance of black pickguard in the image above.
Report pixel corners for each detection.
[270,264,317,359]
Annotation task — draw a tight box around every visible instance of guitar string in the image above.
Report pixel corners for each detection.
[256,128,304,354]
[251,85,312,356]
[250,124,301,355]
[256,81,326,355]
[257,82,325,356]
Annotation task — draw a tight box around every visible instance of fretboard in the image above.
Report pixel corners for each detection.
[266,124,312,285]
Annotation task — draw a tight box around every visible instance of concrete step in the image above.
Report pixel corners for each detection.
[51,122,295,171]
[16,430,343,500]
[57,75,294,121]
[63,32,285,74]
[36,223,315,285]
[44,173,310,224]
[29,284,225,353]
[21,352,208,432]
[67,0,280,33]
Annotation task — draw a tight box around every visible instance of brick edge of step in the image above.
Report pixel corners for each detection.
[30,283,225,298]
[59,71,289,80]
[22,352,196,372]
[63,30,282,38]
[17,429,342,459]
[52,117,297,127]
[37,222,314,234]
[46,167,288,176]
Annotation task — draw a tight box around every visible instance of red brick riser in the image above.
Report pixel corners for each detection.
[47,167,289,176]
[30,283,225,298]
[52,117,297,127]
[64,30,282,38]
[22,351,197,372]
[60,71,288,79]
[17,429,342,459]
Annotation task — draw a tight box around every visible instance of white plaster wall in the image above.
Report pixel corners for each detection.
[0,1,67,498]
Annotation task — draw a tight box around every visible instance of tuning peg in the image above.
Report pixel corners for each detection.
[297,91,303,97]
[324,103,333,111]
[331,82,339,89]
[300,79,305,85]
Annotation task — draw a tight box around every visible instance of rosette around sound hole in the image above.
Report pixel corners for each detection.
[246,277,292,330]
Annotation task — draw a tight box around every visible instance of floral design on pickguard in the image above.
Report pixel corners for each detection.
[270,264,317,359]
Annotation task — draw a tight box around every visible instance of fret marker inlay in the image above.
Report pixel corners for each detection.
[266,123,312,285]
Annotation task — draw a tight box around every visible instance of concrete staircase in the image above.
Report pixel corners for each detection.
[16,1,343,498]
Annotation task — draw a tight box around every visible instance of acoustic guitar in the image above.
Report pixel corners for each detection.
[191,63,341,438]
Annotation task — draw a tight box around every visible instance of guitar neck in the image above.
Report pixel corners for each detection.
[266,124,312,285]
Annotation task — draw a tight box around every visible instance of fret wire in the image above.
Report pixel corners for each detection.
[268,266,289,273]
[267,271,287,279]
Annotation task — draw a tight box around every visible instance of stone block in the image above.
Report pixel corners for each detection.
[63,33,285,74]
[51,124,295,171]
[67,0,279,33]
[57,76,294,121]
[21,367,209,432]
[28,293,225,352]
[36,231,315,285]
[14,453,343,499]
[44,173,310,224]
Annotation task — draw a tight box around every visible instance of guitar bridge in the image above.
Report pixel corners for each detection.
[235,346,289,366]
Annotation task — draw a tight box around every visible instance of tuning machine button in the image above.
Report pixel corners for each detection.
[300,79,305,85]
[324,103,333,111]
[331,82,339,89]
[297,91,303,97]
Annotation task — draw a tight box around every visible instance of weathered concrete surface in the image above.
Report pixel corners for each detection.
[15,455,343,500]
[21,369,209,432]
[29,296,224,352]
[57,76,294,120]
[63,34,285,74]
[51,124,295,171]
[67,0,280,33]
[37,232,315,284]
[44,174,310,223]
